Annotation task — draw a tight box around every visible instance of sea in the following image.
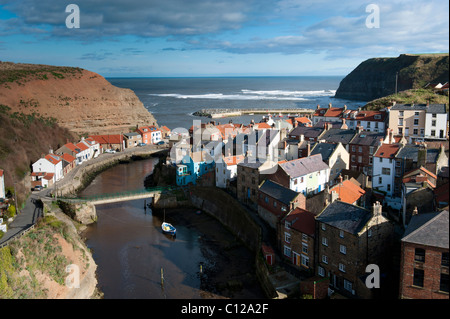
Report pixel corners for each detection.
[107,76,367,130]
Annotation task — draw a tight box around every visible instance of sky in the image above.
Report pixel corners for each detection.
[0,0,448,77]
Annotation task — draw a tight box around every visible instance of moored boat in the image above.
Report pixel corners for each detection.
[162,222,176,235]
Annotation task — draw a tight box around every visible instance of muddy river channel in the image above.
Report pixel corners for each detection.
[81,157,265,299]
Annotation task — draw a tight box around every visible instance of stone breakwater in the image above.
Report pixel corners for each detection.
[193,108,315,118]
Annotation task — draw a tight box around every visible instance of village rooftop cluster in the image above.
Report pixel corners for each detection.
[167,102,449,299]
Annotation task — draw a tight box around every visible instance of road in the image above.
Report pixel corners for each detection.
[0,144,169,247]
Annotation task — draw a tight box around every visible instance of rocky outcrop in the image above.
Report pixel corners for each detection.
[335,54,449,101]
[0,62,158,136]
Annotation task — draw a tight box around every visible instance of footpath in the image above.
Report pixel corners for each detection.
[0,144,168,247]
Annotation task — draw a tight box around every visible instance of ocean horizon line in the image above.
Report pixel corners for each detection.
[105,75,346,79]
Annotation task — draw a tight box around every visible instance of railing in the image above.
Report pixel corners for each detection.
[58,185,180,203]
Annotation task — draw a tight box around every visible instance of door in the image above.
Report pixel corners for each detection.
[405,128,409,136]
[440,130,444,138]
[293,252,301,266]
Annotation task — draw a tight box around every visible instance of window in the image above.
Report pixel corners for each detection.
[382,168,391,175]
[358,156,362,163]
[321,223,326,231]
[398,118,404,126]
[273,201,277,207]
[440,273,449,293]
[414,119,419,126]
[432,113,437,118]
[294,178,297,185]
[352,145,356,152]
[302,234,308,241]
[284,232,291,243]
[415,248,425,262]
[322,255,328,264]
[301,255,309,268]
[351,155,356,162]
[413,129,418,135]
[431,130,436,136]
[398,127,403,135]
[369,146,374,154]
[399,111,404,116]
[369,156,373,165]
[442,252,449,267]
[322,237,328,246]
[264,196,269,203]
[432,120,436,127]
[414,111,420,116]
[339,230,344,238]
[339,263,346,272]
[302,243,308,254]
[387,184,391,192]
[413,268,424,287]
[344,279,353,292]
[340,245,347,255]
[284,246,291,257]
[378,177,382,184]
[318,266,325,277]
[285,221,290,229]
[368,228,372,237]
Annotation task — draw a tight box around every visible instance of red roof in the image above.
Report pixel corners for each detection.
[43,173,54,180]
[330,180,366,205]
[61,153,76,163]
[353,110,387,122]
[254,122,272,129]
[64,143,80,153]
[374,143,400,158]
[136,126,160,135]
[285,207,316,236]
[45,154,61,165]
[75,142,89,151]
[89,135,123,145]
[160,126,171,132]
[223,154,245,166]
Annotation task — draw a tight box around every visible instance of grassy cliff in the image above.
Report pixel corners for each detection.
[364,88,449,111]
[0,104,76,204]
[335,53,449,101]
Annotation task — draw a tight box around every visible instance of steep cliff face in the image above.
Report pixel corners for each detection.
[335,54,449,101]
[0,62,158,136]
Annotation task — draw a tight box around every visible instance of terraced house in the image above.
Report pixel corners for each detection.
[268,154,330,196]
[388,103,448,142]
[315,201,394,299]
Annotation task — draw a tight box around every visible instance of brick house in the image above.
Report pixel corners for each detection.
[399,210,449,299]
[312,104,346,125]
[257,179,306,229]
[348,130,384,175]
[236,158,277,209]
[279,207,316,272]
[123,132,142,148]
[343,109,388,134]
[315,201,395,298]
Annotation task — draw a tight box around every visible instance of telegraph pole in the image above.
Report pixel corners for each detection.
[395,72,398,94]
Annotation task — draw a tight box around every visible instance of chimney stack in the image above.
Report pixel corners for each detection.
[306,142,311,157]
[373,201,382,217]
[317,104,321,110]
[328,103,332,109]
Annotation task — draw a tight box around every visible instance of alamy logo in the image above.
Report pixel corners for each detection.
[365,264,380,288]
[65,4,80,29]
[365,4,380,29]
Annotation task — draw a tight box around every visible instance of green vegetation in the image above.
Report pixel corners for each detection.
[0,216,72,298]
[0,62,83,87]
[364,89,449,111]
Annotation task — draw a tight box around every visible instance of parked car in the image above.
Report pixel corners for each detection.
[156,141,165,145]
[137,143,146,147]
[105,149,116,154]
[33,185,44,191]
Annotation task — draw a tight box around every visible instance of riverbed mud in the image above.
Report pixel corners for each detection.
[156,207,266,299]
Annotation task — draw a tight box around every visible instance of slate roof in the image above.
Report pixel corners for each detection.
[259,179,300,205]
[318,128,357,145]
[285,207,316,237]
[316,201,372,235]
[310,142,338,162]
[279,154,329,178]
[350,131,385,146]
[396,145,440,163]
[391,103,447,114]
[401,210,449,249]
[289,126,324,140]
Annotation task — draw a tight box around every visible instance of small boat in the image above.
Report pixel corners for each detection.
[162,222,176,235]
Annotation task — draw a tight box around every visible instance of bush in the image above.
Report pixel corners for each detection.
[6,205,16,218]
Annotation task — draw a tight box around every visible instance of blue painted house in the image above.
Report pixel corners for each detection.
[176,151,215,186]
